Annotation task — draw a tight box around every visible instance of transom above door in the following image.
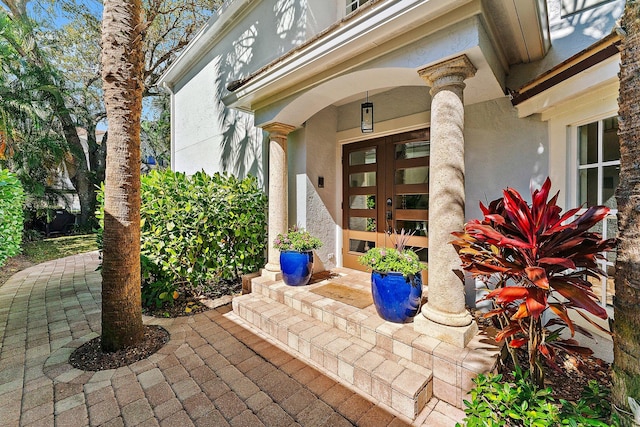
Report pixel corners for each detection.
[342,129,429,271]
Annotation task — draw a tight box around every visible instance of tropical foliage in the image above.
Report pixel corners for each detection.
[0,169,24,266]
[273,226,322,252]
[451,177,615,388]
[0,0,224,229]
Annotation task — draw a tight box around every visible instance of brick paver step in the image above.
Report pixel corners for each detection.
[246,271,435,371]
[232,292,433,419]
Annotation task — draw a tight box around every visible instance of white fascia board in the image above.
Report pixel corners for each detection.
[228,0,474,109]
[515,55,620,119]
[156,0,259,90]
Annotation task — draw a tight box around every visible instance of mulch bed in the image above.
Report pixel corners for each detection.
[472,309,613,403]
[71,279,242,371]
[69,325,170,371]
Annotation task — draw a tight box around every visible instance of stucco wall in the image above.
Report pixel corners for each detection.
[337,86,431,132]
[287,106,339,271]
[464,97,549,220]
[171,0,332,181]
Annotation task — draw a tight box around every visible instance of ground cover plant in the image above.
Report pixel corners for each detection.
[22,234,98,264]
[452,177,616,425]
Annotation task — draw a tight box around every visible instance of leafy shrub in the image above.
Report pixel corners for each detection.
[458,370,614,426]
[451,177,615,388]
[139,170,267,304]
[97,170,268,308]
[0,169,25,267]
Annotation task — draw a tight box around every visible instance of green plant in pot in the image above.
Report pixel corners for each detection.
[358,229,425,323]
[274,226,322,286]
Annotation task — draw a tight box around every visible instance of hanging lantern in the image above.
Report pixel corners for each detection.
[361,92,373,133]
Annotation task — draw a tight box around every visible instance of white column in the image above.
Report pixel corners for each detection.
[413,55,478,348]
[262,123,296,279]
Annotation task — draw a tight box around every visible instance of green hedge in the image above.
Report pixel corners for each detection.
[0,169,25,267]
[141,170,267,287]
[97,170,267,306]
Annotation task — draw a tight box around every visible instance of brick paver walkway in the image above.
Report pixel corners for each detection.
[0,252,463,426]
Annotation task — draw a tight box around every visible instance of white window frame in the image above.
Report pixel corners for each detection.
[345,0,370,15]
[571,115,620,306]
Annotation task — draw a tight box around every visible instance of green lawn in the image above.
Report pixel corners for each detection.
[22,234,98,264]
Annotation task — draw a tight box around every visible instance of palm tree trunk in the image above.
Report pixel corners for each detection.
[613,2,640,423]
[100,0,144,352]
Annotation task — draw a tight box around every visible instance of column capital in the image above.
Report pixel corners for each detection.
[262,122,297,138]
[418,55,477,90]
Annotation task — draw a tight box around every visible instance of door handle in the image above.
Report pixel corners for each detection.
[386,211,392,220]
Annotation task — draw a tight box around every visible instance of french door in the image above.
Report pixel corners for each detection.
[342,129,430,271]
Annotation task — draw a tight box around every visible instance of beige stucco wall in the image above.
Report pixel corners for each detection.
[171,0,339,182]
[464,97,549,219]
[287,106,339,270]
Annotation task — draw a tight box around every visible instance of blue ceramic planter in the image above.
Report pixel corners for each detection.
[371,271,422,323]
[280,251,314,286]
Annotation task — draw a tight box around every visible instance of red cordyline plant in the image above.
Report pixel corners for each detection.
[451,177,616,388]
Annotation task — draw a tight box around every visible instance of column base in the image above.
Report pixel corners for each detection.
[261,267,282,281]
[414,315,478,348]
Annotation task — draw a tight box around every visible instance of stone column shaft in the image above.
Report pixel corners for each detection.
[263,123,296,276]
[414,55,478,347]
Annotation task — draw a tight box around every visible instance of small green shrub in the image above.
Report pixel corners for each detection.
[0,169,25,267]
[458,369,614,427]
[140,170,267,290]
[97,170,268,308]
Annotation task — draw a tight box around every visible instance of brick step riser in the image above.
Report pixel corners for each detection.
[232,294,433,419]
[249,278,434,372]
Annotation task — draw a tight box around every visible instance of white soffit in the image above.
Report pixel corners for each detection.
[483,0,550,64]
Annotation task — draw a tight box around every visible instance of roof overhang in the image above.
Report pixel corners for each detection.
[482,0,550,65]
[157,0,260,91]
[513,33,621,118]
[224,0,478,112]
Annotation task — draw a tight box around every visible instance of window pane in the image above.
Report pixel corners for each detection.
[395,220,427,236]
[349,239,374,253]
[578,168,598,206]
[349,195,375,209]
[349,172,376,187]
[578,122,598,165]
[602,165,619,209]
[602,117,620,162]
[349,148,376,165]
[395,166,428,185]
[395,194,428,210]
[395,141,430,160]
[348,217,375,232]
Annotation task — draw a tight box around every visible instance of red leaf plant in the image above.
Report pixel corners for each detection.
[451,177,616,388]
